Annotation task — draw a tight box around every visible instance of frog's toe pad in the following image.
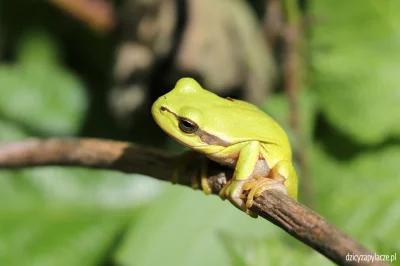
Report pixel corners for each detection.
[221,180,246,207]
[219,180,258,215]
[218,179,232,200]
[244,178,287,209]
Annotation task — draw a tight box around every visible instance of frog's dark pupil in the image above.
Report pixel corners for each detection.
[182,120,193,128]
[179,118,198,133]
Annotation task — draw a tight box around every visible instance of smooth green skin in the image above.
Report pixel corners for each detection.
[152,78,298,212]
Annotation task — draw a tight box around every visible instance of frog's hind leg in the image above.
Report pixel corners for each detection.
[243,160,291,208]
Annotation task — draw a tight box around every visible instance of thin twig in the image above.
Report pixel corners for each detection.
[282,0,314,207]
[0,138,388,266]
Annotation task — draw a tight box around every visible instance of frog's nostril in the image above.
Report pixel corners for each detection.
[160,106,167,112]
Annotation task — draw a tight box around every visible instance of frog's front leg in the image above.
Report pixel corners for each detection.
[219,141,260,216]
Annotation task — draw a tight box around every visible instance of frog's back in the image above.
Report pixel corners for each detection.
[208,98,292,162]
[170,78,292,162]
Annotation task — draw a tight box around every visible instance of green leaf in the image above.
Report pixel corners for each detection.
[0,121,163,266]
[114,185,283,266]
[263,90,318,151]
[0,211,130,266]
[310,0,400,144]
[311,144,400,255]
[219,232,333,266]
[0,30,87,136]
[0,29,162,265]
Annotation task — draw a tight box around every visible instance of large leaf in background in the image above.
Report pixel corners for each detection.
[220,234,330,266]
[0,118,162,265]
[263,91,317,154]
[310,0,400,144]
[115,186,284,266]
[0,30,162,265]
[0,211,130,266]
[311,144,400,259]
[0,30,87,136]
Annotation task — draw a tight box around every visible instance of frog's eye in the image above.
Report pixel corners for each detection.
[178,118,199,134]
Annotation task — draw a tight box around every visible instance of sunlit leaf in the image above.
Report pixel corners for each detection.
[115,186,281,266]
[0,30,87,136]
[311,144,400,255]
[310,0,400,144]
[0,211,130,266]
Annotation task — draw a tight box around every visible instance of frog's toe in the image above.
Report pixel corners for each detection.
[220,180,258,217]
[244,178,287,209]
[218,179,230,201]
[220,180,245,206]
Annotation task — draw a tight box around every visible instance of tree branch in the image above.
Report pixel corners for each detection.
[282,0,314,208]
[0,138,388,266]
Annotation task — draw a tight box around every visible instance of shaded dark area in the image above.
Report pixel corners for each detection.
[315,113,400,160]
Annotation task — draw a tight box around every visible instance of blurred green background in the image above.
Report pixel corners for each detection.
[0,0,399,265]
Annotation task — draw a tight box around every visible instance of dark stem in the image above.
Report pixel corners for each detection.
[0,138,389,266]
[282,0,313,208]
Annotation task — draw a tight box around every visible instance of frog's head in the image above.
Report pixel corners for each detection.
[152,78,230,154]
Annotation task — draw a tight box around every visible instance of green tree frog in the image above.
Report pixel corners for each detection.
[152,78,298,216]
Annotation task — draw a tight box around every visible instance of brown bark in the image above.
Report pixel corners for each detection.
[0,138,389,266]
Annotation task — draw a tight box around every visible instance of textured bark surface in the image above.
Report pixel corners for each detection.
[0,138,389,266]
